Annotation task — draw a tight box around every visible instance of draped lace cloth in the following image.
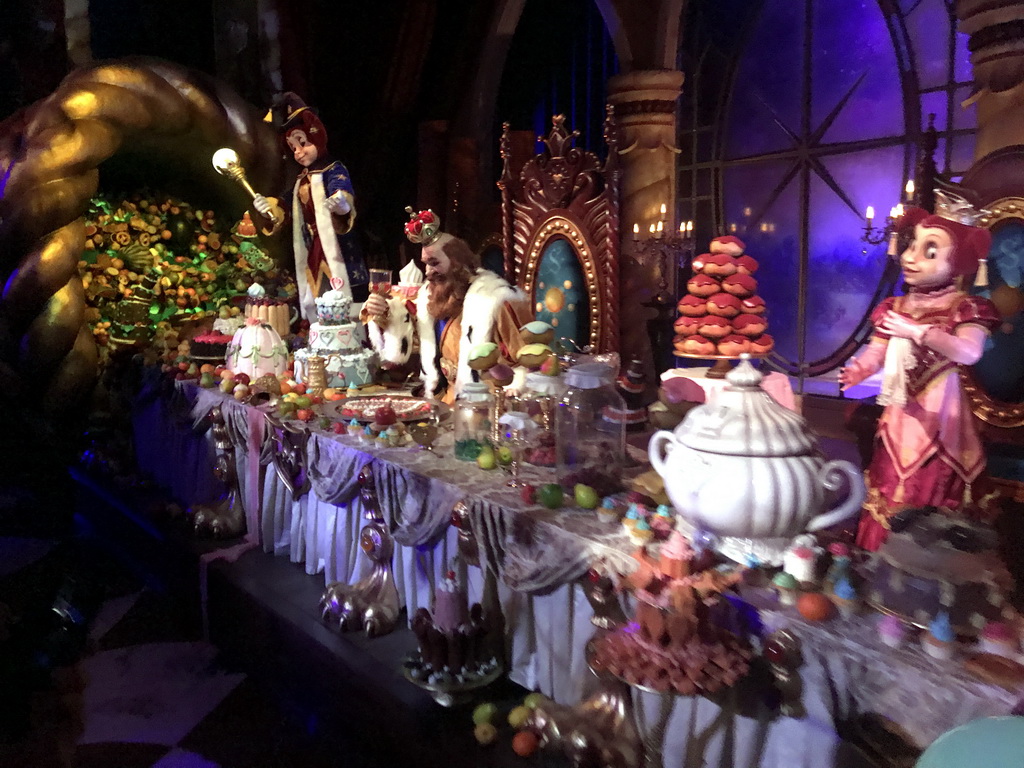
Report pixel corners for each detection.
[136,380,1024,767]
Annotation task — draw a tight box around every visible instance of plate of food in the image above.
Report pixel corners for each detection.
[324,395,447,424]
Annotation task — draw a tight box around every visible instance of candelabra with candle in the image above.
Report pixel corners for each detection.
[633,207,696,373]
[861,180,914,247]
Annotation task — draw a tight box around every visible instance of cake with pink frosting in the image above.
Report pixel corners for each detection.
[407,569,498,685]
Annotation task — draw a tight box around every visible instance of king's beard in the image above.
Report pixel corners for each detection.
[427,265,474,319]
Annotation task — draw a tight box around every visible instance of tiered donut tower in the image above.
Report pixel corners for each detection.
[673,236,774,378]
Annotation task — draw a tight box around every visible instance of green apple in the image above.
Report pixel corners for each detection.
[199,372,217,388]
[293,395,312,409]
[523,692,548,709]
[219,378,235,394]
[477,446,497,470]
[508,705,532,729]
[497,445,514,466]
[574,484,599,509]
[538,483,564,509]
[472,701,498,726]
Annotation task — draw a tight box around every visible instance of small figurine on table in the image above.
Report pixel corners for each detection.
[839,191,1000,551]
[614,358,653,430]
[254,93,369,322]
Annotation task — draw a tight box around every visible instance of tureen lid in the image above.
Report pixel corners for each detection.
[673,357,816,457]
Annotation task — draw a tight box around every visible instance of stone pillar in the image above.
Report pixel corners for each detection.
[607,69,684,255]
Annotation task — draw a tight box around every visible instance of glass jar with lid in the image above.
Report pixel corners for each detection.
[554,362,627,493]
[520,372,566,467]
[453,382,494,461]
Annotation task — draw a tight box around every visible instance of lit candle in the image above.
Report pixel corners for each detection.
[633,223,639,240]
[686,221,693,232]
[905,179,915,201]
[865,206,875,226]
[895,203,904,218]
[888,206,897,219]
[660,203,667,220]
[656,221,664,237]
[649,224,656,235]
[679,222,686,234]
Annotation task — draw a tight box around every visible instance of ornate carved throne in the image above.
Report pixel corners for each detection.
[498,114,621,355]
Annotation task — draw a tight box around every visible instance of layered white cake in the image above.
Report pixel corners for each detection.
[294,286,377,388]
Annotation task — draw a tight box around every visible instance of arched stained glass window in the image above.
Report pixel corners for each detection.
[677,0,976,390]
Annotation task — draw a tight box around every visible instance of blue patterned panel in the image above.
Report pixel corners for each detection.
[534,238,589,349]
[972,221,1024,402]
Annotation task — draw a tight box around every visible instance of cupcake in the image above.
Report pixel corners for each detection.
[702,252,738,277]
[516,343,553,368]
[598,497,620,524]
[877,614,907,649]
[629,518,655,547]
[361,425,375,443]
[520,320,555,345]
[772,572,799,606]
[709,235,745,257]
[347,418,363,438]
[706,292,742,318]
[979,621,1020,659]
[829,576,861,619]
[621,504,641,533]
[468,342,500,370]
[734,254,759,275]
[783,545,818,586]
[923,611,956,660]
[384,425,403,447]
[650,504,675,538]
[677,295,709,317]
[687,274,720,297]
[721,273,757,298]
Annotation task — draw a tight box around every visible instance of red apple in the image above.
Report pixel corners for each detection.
[332,421,346,435]
[232,372,250,386]
[309,395,323,405]
[374,405,397,426]
[295,408,313,422]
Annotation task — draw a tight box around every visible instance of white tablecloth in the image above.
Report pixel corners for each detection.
[132,372,1021,767]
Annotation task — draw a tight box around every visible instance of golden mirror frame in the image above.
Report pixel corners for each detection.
[961,196,1024,428]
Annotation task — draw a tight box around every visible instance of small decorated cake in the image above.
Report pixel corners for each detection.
[225,318,289,379]
[395,259,425,300]
[189,331,234,362]
[294,278,378,389]
[407,569,498,685]
[830,576,861,619]
[877,614,907,649]
[862,509,1012,633]
[244,282,294,338]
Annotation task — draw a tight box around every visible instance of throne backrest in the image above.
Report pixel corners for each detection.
[499,113,621,354]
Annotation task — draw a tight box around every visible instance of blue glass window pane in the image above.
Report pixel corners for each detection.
[724,173,801,361]
[723,161,795,236]
[954,85,977,130]
[819,145,907,225]
[805,166,893,363]
[954,31,973,84]
[905,0,951,90]
[921,90,949,131]
[949,136,976,175]
[815,0,904,144]
[726,0,804,159]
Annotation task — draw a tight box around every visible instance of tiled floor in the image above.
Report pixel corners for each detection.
[0,536,370,768]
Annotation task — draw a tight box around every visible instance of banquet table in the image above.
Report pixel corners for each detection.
[131,371,1023,768]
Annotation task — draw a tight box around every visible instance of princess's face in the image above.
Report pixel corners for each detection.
[286,129,318,167]
[901,224,954,288]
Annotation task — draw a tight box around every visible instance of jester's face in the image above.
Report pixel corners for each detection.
[286,129,318,167]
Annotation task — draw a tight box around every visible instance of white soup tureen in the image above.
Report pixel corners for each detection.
[648,358,864,564]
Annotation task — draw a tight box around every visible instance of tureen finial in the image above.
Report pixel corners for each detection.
[725,354,763,389]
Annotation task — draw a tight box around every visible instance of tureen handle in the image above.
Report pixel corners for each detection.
[648,430,675,478]
[806,460,866,532]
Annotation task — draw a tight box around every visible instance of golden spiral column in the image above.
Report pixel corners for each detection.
[0,58,285,417]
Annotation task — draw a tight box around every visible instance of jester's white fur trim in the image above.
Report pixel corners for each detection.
[292,171,353,321]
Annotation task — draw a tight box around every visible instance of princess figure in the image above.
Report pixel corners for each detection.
[839,191,1000,550]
